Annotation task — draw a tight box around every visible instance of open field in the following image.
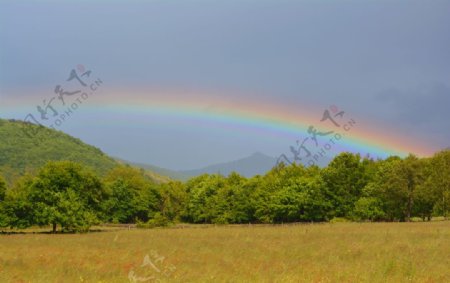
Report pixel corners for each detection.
[0,222,449,283]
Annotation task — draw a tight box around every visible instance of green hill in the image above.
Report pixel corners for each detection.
[0,119,169,184]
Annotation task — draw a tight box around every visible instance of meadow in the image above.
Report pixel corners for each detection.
[0,221,449,283]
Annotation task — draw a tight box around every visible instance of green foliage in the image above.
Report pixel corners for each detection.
[369,154,424,221]
[0,119,170,185]
[23,161,104,232]
[329,217,351,223]
[247,164,332,223]
[0,175,6,201]
[2,147,450,231]
[0,119,117,185]
[182,174,223,223]
[49,188,99,233]
[350,197,385,221]
[181,172,254,224]
[158,181,188,222]
[423,150,450,218]
[0,174,34,228]
[103,166,160,223]
[137,212,171,228]
[321,153,370,217]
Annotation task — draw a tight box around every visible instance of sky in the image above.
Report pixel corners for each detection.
[0,0,449,170]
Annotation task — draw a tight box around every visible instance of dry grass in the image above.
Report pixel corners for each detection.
[0,222,449,282]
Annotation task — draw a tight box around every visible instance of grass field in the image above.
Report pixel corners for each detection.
[0,222,449,283]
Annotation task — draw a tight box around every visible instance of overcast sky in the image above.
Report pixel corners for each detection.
[1,0,449,170]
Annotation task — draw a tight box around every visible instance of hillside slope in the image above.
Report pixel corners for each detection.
[0,119,169,184]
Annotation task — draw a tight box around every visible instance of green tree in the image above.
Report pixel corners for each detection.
[250,163,292,223]
[321,153,371,218]
[423,150,450,218]
[0,175,6,201]
[351,197,385,221]
[209,172,251,224]
[413,158,436,221]
[158,181,187,222]
[0,174,34,229]
[182,174,225,223]
[395,154,423,222]
[0,175,9,227]
[104,179,137,223]
[373,155,424,221]
[364,158,398,221]
[27,161,106,232]
[104,166,160,223]
[250,163,331,223]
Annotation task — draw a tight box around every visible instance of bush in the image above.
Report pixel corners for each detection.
[330,217,351,223]
[350,197,385,222]
[137,213,171,229]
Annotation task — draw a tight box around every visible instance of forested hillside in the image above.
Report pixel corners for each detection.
[0,119,169,184]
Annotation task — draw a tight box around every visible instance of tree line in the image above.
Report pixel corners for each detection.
[0,150,449,232]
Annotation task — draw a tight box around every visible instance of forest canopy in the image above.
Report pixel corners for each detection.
[1,150,448,232]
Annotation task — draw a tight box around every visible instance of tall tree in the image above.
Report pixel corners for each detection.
[0,174,34,229]
[103,166,160,223]
[27,161,106,232]
[206,172,249,224]
[0,175,6,201]
[321,153,369,218]
[423,150,450,218]
[158,181,187,222]
[375,155,424,221]
[182,174,225,223]
[398,155,424,221]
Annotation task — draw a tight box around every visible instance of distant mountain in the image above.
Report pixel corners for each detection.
[115,158,190,181]
[180,152,278,178]
[0,119,170,184]
[177,151,336,178]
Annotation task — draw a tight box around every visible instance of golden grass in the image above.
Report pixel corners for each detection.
[0,222,449,282]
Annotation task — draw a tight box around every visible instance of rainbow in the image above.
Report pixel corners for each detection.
[1,87,435,158]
